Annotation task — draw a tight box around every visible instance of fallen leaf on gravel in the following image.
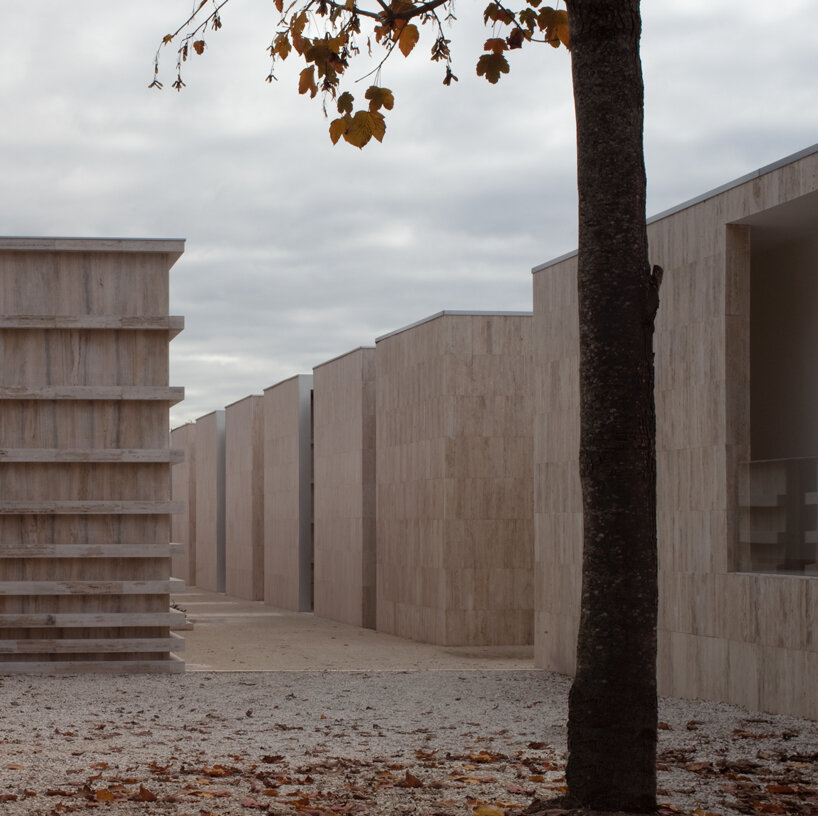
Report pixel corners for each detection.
[132,784,157,802]
[473,805,505,816]
[450,773,497,784]
[399,770,424,787]
[202,764,237,776]
[506,784,534,794]
[4,763,24,769]
[96,789,116,802]
[685,761,714,773]
[470,750,505,763]
[0,794,18,802]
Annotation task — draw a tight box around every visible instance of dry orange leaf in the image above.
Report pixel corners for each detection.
[403,770,423,787]
[469,750,503,763]
[298,65,318,98]
[133,784,157,802]
[397,23,419,57]
[473,806,505,816]
[342,110,386,149]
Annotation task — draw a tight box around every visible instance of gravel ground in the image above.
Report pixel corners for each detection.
[0,671,816,815]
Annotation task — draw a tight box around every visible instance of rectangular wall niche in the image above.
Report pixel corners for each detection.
[0,237,186,674]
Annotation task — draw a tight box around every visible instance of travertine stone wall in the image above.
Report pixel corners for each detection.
[263,375,313,612]
[532,256,582,676]
[194,410,225,593]
[376,312,534,646]
[0,237,185,673]
[533,146,818,718]
[313,348,376,628]
[225,395,264,600]
[170,423,196,586]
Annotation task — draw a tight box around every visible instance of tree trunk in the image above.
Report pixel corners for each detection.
[564,1,659,811]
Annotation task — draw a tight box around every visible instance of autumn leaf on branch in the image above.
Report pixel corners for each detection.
[152,0,570,146]
[329,86,389,147]
[299,65,318,97]
[337,91,355,114]
[365,85,394,112]
[538,7,570,48]
[271,32,292,61]
[342,109,386,148]
[329,115,351,144]
[476,52,510,84]
[397,23,420,57]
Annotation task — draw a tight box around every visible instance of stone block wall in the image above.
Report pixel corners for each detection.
[263,375,313,612]
[533,146,818,718]
[225,395,264,600]
[170,423,196,586]
[194,410,225,593]
[376,312,534,646]
[0,237,185,673]
[313,348,376,628]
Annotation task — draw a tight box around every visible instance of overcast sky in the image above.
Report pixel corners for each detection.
[2,2,816,425]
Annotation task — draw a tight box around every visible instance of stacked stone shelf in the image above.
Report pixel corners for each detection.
[0,237,186,673]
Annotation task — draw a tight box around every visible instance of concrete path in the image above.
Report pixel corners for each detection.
[172,587,536,672]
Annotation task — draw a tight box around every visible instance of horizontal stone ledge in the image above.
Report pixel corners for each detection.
[0,237,184,256]
[0,634,184,654]
[0,448,183,463]
[0,315,184,338]
[0,386,184,404]
[0,610,186,628]
[0,543,183,558]
[0,580,174,595]
[0,501,184,515]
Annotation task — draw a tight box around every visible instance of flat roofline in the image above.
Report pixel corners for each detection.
[0,237,186,265]
[531,141,818,275]
[262,373,313,393]
[375,310,533,343]
[195,409,225,421]
[170,421,196,433]
[313,346,376,371]
[224,393,263,410]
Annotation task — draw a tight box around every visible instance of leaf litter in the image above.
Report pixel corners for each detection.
[0,672,814,815]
